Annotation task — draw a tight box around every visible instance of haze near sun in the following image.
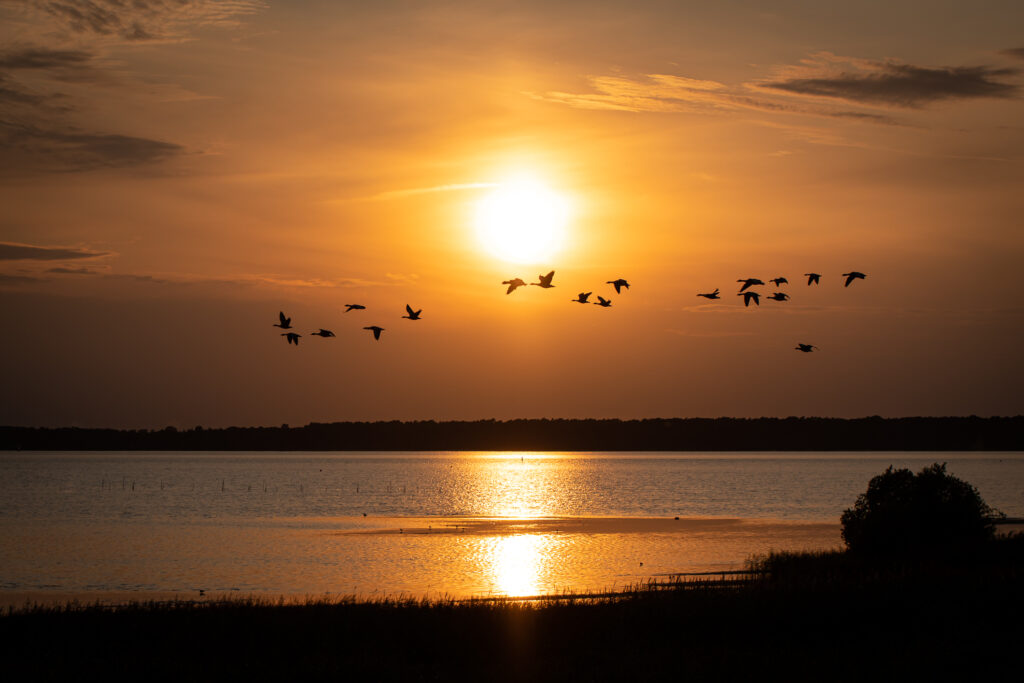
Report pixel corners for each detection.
[474,177,571,264]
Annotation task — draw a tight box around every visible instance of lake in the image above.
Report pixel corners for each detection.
[1,451,1021,605]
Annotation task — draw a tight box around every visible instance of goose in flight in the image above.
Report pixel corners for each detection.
[282,332,301,345]
[531,271,556,288]
[738,291,760,307]
[311,329,336,337]
[795,343,818,353]
[502,278,526,294]
[766,292,790,302]
[607,278,630,294]
[737,278,764,292]
[697,288,720,300]
[344,304,366,312]
[804,273,821,286]
[842,271,866,287]
[273,311,292,329]
[572,292,592,304]
[402,305,422,320]
[594,296,612,307]
[769,277,788,287]
[363,326,385,340]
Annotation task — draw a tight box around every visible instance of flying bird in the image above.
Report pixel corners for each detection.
[282,332,301,345]
[842,271,866,287]
[402,305,422,320]
[697,288,720,300]
[344,304,366,312]
[737,278,764,292]
[607,278,630,294]
[594,296,612,307]
[572,292,592,304]
[531,271,556,288]
[311,329,336,337]
[738,291,760,307]
[766,292,790,302]
[795,343,818,353]
[273,311,292,329]
[769,277,788,287]
[502,278,526,294]
[363,326,385,340]
[804,273,821,286]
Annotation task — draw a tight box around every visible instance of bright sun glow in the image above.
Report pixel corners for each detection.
[474,177,570,264]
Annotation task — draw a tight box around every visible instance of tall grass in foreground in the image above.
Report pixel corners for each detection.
[3,536,1021,681]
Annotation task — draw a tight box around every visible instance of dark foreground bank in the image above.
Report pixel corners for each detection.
[3,416,1023,450]
[4,537,1022,682]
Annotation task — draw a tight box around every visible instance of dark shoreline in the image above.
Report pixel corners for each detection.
[3,416,1023,451]
[5,545,1022,682]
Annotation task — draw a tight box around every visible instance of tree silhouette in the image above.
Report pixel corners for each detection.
[840,463,1002,556]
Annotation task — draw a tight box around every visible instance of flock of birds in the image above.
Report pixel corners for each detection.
[272,269,867,353]
[498,269,868,353]
[273,303,422,345]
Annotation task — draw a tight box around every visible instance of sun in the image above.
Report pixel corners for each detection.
[474,177,570,264]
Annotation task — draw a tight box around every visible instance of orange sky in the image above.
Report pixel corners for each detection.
[2,1,1023,427]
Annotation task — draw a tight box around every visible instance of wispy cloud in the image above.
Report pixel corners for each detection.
[536,51,1019,127]
[33,0,267,42]
[0,47,93,70]
[533,70,900,124]
[759,53,1019,107]
[0,242,108,260]
[0,121,184,171]
[998,48,1024,61]
[354,182,499,202]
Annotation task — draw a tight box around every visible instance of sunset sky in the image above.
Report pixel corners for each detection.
[2,0,1023,428]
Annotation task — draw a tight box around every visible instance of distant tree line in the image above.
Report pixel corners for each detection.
[1,416,1022,451]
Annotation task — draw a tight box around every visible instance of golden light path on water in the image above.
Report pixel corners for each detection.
[22,451,1012,604]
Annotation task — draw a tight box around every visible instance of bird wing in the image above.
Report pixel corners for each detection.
[406,304,414,315]
[844,274,854,286]
[739,281,751,292]
[613,282,622,293]
[279,311,287,324]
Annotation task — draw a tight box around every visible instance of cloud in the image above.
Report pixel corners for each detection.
[0,273,40,285]
[534,71,901,124]
[0,242,108,261]
[34,0,268,41]
[759,53,1019,107]
[359,182,499,202]
[999,48,1024,61]
[46,265,108,274]
[0,47,93,70]
[0,121,184,170]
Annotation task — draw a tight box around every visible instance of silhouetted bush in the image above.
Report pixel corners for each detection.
[840,463,1002,556]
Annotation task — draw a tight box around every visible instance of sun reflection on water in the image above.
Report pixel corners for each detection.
[484,533,554,596]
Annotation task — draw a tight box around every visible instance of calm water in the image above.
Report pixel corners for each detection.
[1,452,1021,602]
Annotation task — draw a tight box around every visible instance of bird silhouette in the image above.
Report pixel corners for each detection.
[769,277,788,287]
[608,278,630,294]
[766,292,790,301]
[502,278,526,294]
[842,271,866,287]
[594,296,612,307]
[363,326,384,340]
[344,304,366,312]
[531,271,555,288]
[737,278,764,292]
[572,292,592,304]
[311,329,336,337]
[795,343,818,353]
[738,291,760,307]
[697,288,720,300]
[402,305,422,320]
[804,273,821,285]
[273,311,292,329]
[282,332,301,345]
